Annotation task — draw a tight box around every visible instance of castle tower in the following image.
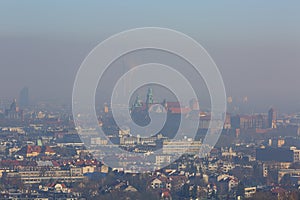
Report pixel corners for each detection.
[10,99,17,112]
[146,88,154,106]
[132,95,143,109]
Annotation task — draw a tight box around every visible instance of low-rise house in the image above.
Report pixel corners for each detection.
[244,186,256,198]
[149,176,172,190]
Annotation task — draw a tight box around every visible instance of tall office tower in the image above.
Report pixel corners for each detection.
[268,107,277,129]
[189,98,200,111]
[19,87,29,108]
[103,103,109,113]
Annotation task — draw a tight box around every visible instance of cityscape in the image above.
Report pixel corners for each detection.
[1,1,300,200]
[0,87,300,199]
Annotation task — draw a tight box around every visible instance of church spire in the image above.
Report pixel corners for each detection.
[146,88,153,105]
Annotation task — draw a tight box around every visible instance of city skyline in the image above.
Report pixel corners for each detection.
[0,2,300,199]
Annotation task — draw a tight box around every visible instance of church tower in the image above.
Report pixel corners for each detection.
[146,88,154,107]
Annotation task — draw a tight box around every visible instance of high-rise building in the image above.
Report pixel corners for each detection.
[189,98,200,111]
[268,108,277,129]
[103,103,109,113]
[19,87,29,108]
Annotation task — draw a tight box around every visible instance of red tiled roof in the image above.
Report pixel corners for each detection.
[0,160,37,167]
[161,189,171,197]
[169,107,191,114]
[52,161,60,167]
[166,102,181,108]
[45,146,55,154]
[271,187,286,194]
[27,145,42,154]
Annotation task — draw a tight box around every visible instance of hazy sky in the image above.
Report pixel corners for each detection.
[0,1,299,112]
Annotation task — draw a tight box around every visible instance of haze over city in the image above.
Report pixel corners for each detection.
[0,1,300,112]
[1,1,300,200]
